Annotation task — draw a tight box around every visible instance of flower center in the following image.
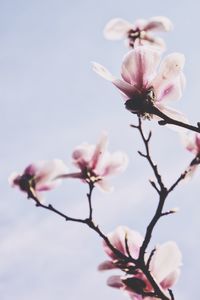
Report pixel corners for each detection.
[125,87,156,120]
[19,174,36,192]
[128,29,144,47]
[82,168,102,184]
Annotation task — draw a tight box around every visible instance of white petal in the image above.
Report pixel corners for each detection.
[122,47,161,88]
[104,18,132,40]
[96,179,113,192]
[153,53,185,90]
[113,79,138,99]
[92,62,115,81]
[150,241,182,283]
[156,72,186,103]
[100,151,128,177]
[160,269,180,289]
[144,16,173,32]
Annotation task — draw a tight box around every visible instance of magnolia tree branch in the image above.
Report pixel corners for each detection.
[26,184,171,300]
[131,116,189,261]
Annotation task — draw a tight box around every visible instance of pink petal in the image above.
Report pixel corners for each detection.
[92,62,115,81]
[92,62,137,98]
[107,276,124,289]
[98,260,116,271]
[160,269,180,289]
[96,179,113,192]
[8,172,21,187]
[72,144,94,169]
[104,18,132,40]
[156,72,186,103]
[152,53,185,91]
[113,79,138,99]
[35,159,68,188]
[143,16,173,32]
[104,226,143,259]
[150,241,182,283]
[121,47,161,88]
[90,133,108,169]
[101,152,128,177]
[180,132,197,154]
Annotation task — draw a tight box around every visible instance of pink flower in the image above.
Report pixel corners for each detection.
[93,46,188,123]
[9,159,68,200]
[59,133,128,191]
[104,16,173,49]
[99,226,182,299]
[181,132,200,178]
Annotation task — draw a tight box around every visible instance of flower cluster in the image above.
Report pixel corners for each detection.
[99,227,182,300]
[104,16,173,49]
[9,134,128,199]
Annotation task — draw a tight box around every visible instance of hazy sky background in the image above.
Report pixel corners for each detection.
[1,0,200,299]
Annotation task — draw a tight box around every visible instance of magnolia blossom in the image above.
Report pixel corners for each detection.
[104,16,173,49]
[181,132,200,177]
[93,46,188,123]
[9,159,68,200]
[99,226,182,299]
[59,133,128,191]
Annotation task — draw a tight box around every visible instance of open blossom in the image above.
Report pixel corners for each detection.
[93,46,188,123]
[99,226,182,299]
[181,132,200,177]
[104,16,173,49]
[59,133,128,191]
[9,159,68,200]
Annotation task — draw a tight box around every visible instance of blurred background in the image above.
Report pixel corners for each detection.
[1,0,199,299]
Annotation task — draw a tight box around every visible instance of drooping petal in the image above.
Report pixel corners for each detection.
[98,260,117,271]
[104,18,132,40]
[92,62,137,98]
[152,53,185,90]
[143,16,173,32]
[92,62,115,81]
[121,47,161,88]
[150,242,182,283]
[107,276,124,289]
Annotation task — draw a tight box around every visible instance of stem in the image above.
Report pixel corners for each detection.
[152,106,200,133]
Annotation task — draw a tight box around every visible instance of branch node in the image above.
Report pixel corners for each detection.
[158,120,167,126]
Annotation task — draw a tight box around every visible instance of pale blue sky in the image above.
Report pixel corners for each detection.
[1,0,200,299]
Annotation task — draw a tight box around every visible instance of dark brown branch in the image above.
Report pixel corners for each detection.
[152,106,200,134]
